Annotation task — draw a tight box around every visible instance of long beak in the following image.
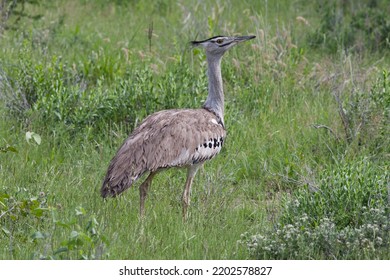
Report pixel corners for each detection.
[233,35,256,42]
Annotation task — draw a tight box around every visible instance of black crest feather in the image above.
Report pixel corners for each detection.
[190,35,225,46]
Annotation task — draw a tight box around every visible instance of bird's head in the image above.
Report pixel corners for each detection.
[191,35,255,57]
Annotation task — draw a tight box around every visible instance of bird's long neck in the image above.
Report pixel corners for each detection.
[202,55,224,126]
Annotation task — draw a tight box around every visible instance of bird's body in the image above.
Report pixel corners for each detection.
[101,108,225,198]
[101,35,255,219]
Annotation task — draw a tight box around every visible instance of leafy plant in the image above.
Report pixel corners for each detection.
[307,0,390,52]
[0,0,42,34]
[2,38,207,134]
[241,159,390,259]
[333,69,389,154]
[0,145,18,153]
[282,159,388,228]
[0,189,50,258]
[25,131,41,145]
[44,207,109,260]
[241,207,389,259]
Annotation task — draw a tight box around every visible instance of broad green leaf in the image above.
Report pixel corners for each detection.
[25,131,32,142]
[32,133,41,145]
[26,131,42,145]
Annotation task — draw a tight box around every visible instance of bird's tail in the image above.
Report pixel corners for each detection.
[101,176,131,198]
[100,162,143,198]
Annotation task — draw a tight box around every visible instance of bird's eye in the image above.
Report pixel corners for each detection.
[216,39,224,44]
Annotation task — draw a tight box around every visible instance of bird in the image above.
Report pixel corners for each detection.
[101,35,256,219]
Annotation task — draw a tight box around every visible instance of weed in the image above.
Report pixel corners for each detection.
[241,207,389,259]
[0,0,42,34]
[307,0,390,53]
[241,159,389,259]
[1,188,109,259]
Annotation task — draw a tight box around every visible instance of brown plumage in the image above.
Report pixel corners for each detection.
[101,109,225,197]
[101,35,255,219]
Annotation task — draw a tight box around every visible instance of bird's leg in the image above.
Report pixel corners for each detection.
[139,172,156,218]
[182,164,201,220]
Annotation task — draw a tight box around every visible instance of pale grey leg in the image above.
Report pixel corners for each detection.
[182,164,201,220]
[139,172,156,217]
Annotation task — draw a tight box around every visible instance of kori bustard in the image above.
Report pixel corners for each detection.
[101,35,255,219]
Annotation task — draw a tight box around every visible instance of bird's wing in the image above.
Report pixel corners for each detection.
[144,109,226,170]
[101,109,226,197]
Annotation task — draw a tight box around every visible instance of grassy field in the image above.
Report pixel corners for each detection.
[0,0,389,259]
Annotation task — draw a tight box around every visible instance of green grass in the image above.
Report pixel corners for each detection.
[0,0,389,259]
[0,112,266,259]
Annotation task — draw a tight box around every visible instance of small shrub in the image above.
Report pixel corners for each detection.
[331,69,389,156]
[241,207,389,259]
[282,159,388,228]
[1,38,206,134]
[0,188,51,259]
[0,0,42,34]
[241,159,389,259]
[0,188,109,259]
[307,0,390,53]
[44,207,109,260]
[345,70,389,153]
